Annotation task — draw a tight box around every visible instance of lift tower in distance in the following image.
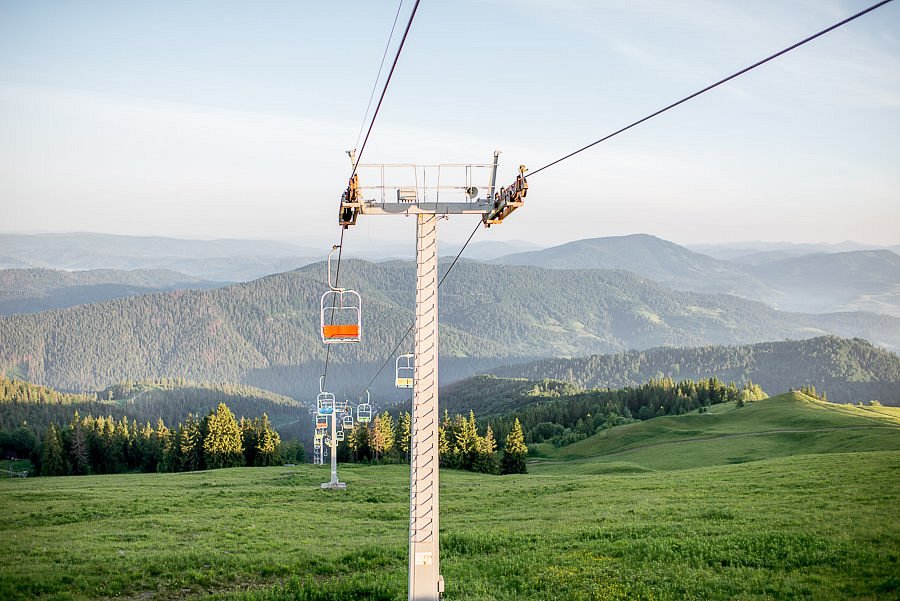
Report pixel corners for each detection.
[338,151,526,601]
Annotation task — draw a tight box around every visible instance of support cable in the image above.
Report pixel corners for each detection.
[527,0,894,177]
[354,0,406,154]
[321,227,346,389]
[324,0,420,394]
[351,0,422,178]
[361,219,482,392]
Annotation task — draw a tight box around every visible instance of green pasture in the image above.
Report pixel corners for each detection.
[1,392,898,600]
[532,392,900,472]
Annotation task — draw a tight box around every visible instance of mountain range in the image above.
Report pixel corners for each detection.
[2,259,899,402]
[494,234,900,317]
[4,232,898,317]
[0,233,543,281]
[0,268,225,315]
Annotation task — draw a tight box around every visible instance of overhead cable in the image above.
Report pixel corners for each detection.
[361,220,483,392]
[354,0,406,153]
[351,0,422,178]
[527,0,895,177]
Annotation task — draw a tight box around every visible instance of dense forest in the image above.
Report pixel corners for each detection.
[490,336,900,404]
[5,374,772,476]
[0,377,313,456]
[332,410,527,475]
[2,261,899,402]
[443,376,768,448]
[31,402,295,477]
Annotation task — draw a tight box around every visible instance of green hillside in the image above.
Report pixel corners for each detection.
[1,452,897,600]
[490,336,900,404]
[2,260,899,401]
[534,391,900,472]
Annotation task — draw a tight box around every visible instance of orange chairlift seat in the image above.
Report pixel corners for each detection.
[320,246,362,344]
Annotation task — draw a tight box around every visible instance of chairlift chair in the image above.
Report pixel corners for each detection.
[357,390,373,424]
[317,391,336,415]
[342,414,354,429]
[335,429,345,442]
[395,353,414,389]
[321,246,362,344]
[315,416,328,430]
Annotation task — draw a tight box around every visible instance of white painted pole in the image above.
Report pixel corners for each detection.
[409,213,443,600]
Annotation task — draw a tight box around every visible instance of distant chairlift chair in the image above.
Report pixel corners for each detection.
[395,353,414,389]
[357,390,373,424]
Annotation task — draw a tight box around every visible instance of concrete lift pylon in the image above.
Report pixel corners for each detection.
[337,150,526,601]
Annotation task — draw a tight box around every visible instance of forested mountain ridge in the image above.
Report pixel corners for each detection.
[495,234,773,298]
[0,268,225,315]
[488,336,900,404]
[494,234,900,316]
[2,260,899,400]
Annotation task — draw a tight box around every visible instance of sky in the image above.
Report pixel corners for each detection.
[1,0,899,249]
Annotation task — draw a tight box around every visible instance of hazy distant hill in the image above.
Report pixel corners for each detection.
[449,239,544,261]
[495,234,900,317]
[0,268,225,315]
[1,260,899,400]
[488,336,900,404]
[746,250,900,316]
[689,240,897,261]
[495,234,773,298]
[0,232,321,280]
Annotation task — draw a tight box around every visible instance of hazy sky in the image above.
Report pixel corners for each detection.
[1,0,898,248]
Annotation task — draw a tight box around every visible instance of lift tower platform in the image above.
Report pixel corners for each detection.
[338,151,526,601]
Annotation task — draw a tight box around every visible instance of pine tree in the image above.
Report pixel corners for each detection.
[501,418,528,475]
[179,414,203,471]
[347,423,371,462]
[454,411,479,470]
[398,411,411,462]
[67,417,90,475]
[474,424,499,475]
[438,411,452,467]
[203,403,244,469]
[40,424,66,476]
[371,411,396,460]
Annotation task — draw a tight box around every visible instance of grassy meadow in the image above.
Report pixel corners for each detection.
[1,393,898,600]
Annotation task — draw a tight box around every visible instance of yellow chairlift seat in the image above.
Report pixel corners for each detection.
[396,353,414,389]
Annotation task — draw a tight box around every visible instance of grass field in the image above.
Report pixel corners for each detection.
[531,392,900,472]
[1,393,898,601]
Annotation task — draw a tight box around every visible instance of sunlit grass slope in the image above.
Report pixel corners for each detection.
[1,453,898,601]
[1,391,898,600]
[532,391,900,473]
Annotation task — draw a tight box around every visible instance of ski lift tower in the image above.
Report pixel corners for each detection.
[338,151,526,601]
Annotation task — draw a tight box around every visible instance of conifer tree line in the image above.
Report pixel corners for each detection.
[483,377,768,449]
[334,410,527,475]
[33,403,294,477]
[0,376,312,458]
